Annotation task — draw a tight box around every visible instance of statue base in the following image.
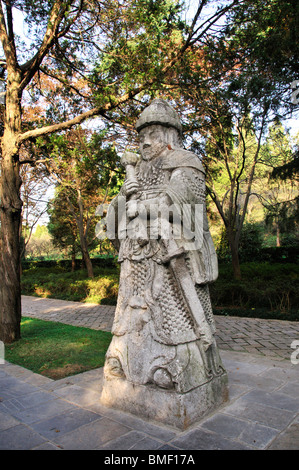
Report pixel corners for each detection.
[100,373,229,430]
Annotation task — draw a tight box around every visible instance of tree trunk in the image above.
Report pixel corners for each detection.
[227,229,242,280]
[276,223,281,247]
[230,242,242,280]
[0,140,23,343]
[71,249,76,272]
[80,237,94,278]
[0,67,23,343]
[77,190,94,278]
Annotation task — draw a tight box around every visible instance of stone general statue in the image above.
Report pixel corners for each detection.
[100,99,228,429]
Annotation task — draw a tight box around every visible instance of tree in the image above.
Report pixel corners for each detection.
[169,45,271,279]
[0,0,239,342]
[224,0,299,108]
[48,191,80,271]
[161,0,298,278]
[204,109,269,280]
[257,123,298,246]
[44,126,119,277]
[25,224,55,258]
[20,162,51,259]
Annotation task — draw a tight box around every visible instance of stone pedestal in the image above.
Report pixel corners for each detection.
[100,372,229,430]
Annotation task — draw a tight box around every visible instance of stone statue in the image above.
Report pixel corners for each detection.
[100,99,228,429]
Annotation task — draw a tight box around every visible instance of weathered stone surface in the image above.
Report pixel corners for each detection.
[101,374,229,431]
[100,99,228,429]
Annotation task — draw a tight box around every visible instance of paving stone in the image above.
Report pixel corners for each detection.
[243,389,299,413]
[101,430,148,450]
[200,413,249,439]
[200,412,279,449]
[260,366,299,382]
[10,398,77,425]
[0,409,20,431]
[0,424,47,450]
[52,384,102,407]
[238,421,279,449]
[102,430,163,450]
[228,370,284,391]
[0,377,41,400]
[22,373,53,386]
[51,417,131,450]
[31,407,102,440]
[0,390,56,415]
[171,426,254,450]
[222,397,295,430]
[157,444,181,450]
[267,423,299,450]
[276,382,299,399]
[32,441,62,450]
[227,383,252,400]
[87,402,177,442]
[128,436,164,450]
[6,296,297,450]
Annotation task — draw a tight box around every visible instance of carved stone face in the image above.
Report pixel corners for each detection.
[138,125,168,161]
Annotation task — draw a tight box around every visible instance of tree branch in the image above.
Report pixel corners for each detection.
[188,0,239,46]
[39,66,90,99]
[0,1,17,68]
[206,184,227,227]
[5,0,14,43]
[20,0,74,90]
[17,106,103,144]
[17,74,154,145]
[237,105,269,240]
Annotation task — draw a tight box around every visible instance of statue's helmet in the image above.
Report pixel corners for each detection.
[136,99,182,135]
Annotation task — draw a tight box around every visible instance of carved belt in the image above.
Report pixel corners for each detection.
[138,189,165,200]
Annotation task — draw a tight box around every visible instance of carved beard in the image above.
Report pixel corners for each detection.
[138,154,163,180]
[141,142,166,161]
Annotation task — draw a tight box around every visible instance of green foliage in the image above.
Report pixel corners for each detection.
[22,255,118,271]
[44,127,121,260]
[90,0,185,107]
[271,150,299,182]
[217,222,264,263]
[210,262,299,319]
[21,265,119,305]
[5,317,112,379]
[258,122,299,243]
[25,225,59,259]
[224,0,299,112]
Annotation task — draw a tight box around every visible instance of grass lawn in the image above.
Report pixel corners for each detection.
[4,317,112,380]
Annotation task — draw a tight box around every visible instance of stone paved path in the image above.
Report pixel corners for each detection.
[21,295,299,361]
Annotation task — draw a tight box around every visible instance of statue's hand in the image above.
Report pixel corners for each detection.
[126,200,139,219]
[123,178,139,196]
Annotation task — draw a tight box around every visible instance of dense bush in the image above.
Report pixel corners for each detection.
[22,255,118,272]
[217,222,299,264]
[210,262,299,320]
[218,244,299,264]
[21,265,119,305]
[257,246,299,263]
